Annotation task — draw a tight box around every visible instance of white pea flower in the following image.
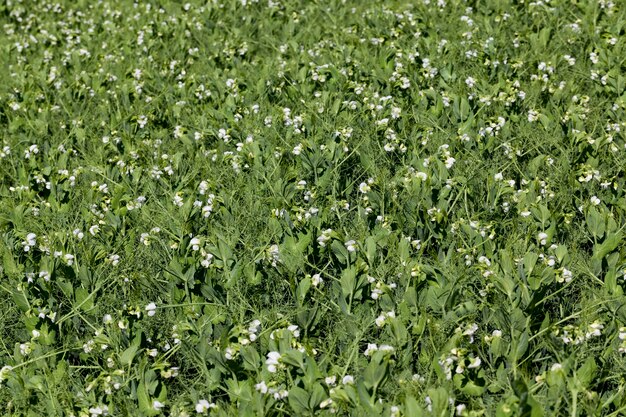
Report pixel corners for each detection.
[0,365,12,384]
[145,303,157,317]
[108,254,120,266]
[345,240,357,252]
[371,288,383,300]
[73,229,84,240]
[190,237,201,251]
[364,343,378,356]
[586,321,603,338]
[225,347,235,360]
[195,399,216,413]
[538,232,548,246]
[468,356,481,369]
[64,253,75,265]
[320,398,334,408]
[559,268,573,283]
[288,325,300,338]
[255,380,268,394]
[23,233,37,251]
[89,405,109,416]
[317,229,332,247]
[273,389,289,400]
[342,375,354,385]
[201,253,214,268]
[266,351,281,373]
[20,342,32,356]
[311,273,323,286]
[379,344,395,353]
[590,196,601,206]
[152,400,164,411]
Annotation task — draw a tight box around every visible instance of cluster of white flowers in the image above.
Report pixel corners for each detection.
[375,311,395,327]
[317,228,332,247]
[145,302,157,317]
[268,244,280,267]
[139,227,161,246]
[439,348,481,380]
[555,321,604,345]
[22,233,37,252]
[268,386,289,400]
[556,267,573,283]
[344,239,357,253]
[364,343,394,357]
[189,236,202,251]
[195,399,216,413]
[265,351,282,373]
[240,319,261,345]
[88,405,109,416]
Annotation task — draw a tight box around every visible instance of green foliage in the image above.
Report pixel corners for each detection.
[1,0,626,415]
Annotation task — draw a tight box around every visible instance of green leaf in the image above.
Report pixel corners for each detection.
[296,276,311,304]
[12,289,29,312]
[288,387,310,414]
[512,330,529,363]
[331,240,348,265]
[74,287,94,311]
[427,387,449,417]
[523,252,538,278]
[405,395,424,416]
[308,383,326,410]
[576,357,596,389]
[555,245,568,263]
[240,346,260,371]
[365,236,377,265]
[120,333,143,366]
[363,354,388,393]
[281,350,305,370]
[340,266,357,300]
[586,207,605,239]
[456,375,485,396]
[593,232,622,261]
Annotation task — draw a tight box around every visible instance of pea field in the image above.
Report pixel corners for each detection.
[1,0,626,416]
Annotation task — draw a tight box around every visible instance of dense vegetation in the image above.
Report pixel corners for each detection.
[1,0,626,415]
